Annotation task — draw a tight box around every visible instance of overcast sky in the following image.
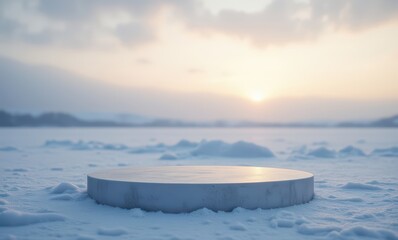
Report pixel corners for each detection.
[0,0,397,121]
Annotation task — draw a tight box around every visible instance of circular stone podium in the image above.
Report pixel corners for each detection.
[87,166,314,213]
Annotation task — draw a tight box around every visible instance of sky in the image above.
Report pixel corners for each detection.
[0,0,397,121]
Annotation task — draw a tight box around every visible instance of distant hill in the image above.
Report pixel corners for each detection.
[370,114,398,127]
[337,115,398,128]
[0,111,124,127]
[0,110,397,128]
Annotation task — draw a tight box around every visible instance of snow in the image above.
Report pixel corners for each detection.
[5,168,28,172]
[159,153,178,160]
[228,222,247,231]
[172,139,198,149]
[44,140,128,151]
[371,146,398,157]
[50,182,80,194]
[307,147,336,158]
[297,224,341,236]
[97,228,128,236]
[341,182,383,191]
[338,226,398,239]
[339,146,366,157]
[0,146,18,152]
[0,127,397,239]
[191,140,274,158]
[44,138,275,159]
[0,209,65,226]
[130,208,145,218]
[50,167,63,171]
[290,145,368,159]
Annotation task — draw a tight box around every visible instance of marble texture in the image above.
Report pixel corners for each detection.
[87,166,314,213]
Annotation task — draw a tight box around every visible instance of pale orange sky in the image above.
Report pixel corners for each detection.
[0,0,397,121]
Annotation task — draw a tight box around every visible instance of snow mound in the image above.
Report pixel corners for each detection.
[76,235,95,240]
[50,167,63,171]
[129,144,166,154]
[339,226,398,239]
[51,182,80,194]
[190,208,215,216]
[339,146,366,157]
[0,146,18,152]
[270,211,308,229]
[172,139,198,149]
[342,182,382,191]
[191,140,274,158]
[366,180,397,186]
[131,140,197,154]
[50,194,74,201]
[0,192,10,197]
[229,222,247,231]
[297,224,341,236]
[44,140,128,151]
[232,207,248,214]
[5,168,28,172]
[130,208,145,218]
[0,209,65,226]
[307,147,336,158]
[0,199,8,205]
[97,228,127,236]
[159,153,178,160]
[371,146,398,157]
[336,197,364,202]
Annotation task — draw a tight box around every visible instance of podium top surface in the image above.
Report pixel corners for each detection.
[88,166,313,184]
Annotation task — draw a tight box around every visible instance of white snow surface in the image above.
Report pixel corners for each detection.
[0,128,397,239]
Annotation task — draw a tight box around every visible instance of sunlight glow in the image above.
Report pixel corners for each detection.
[248,91,266,103]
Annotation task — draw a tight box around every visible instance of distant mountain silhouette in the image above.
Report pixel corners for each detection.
[337,115,398,128]
[0,110,397,128]
[0,110,124,127]
[370,114,398,127]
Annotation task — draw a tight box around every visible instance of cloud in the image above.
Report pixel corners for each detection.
[0,0,196,47]
[0,0,397,47]
[188,0,398,46]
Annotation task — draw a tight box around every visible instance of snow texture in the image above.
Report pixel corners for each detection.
[0,209,65,226]
[229,222,247,231]
[341,182,382,191]
[172,139,198,149]
[191,140,274,158]
[1,128,397,239]
[307,147,336,158]
[51,182,80,194]
[44,140,128,151]
[338,146,366,157]
[0,146,18,152]
[97,228,128,236]
[371,146,398,157]
[159,153,178,160]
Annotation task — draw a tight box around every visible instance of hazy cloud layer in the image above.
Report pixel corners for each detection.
[0,0,397,47]
[0,0,196,46]
[1,55,397,121]
[188,0,398,46]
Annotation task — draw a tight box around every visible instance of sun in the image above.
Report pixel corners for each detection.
[248,91,266,103]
